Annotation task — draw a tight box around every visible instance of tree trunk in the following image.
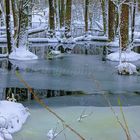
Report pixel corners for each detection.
[49,0,55,35]
[65,0,72,37]
[11,0,18,38]
[0,9,2,27]
[131,0,136,44]
[108,0,116,41]
[138,0,140,11]
[54,0,58,28]
[5,0,12,54]
[85,0,89,32]
[120,2,129,50]
[101,0,106,34]
[60,0,65,28]
[16,0,29,48]
[0,0,5,25]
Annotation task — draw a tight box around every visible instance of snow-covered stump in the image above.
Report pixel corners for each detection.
[9,47,38,60]
[116,62,137,75]
[0,101,30,140]
[107,51,140,75]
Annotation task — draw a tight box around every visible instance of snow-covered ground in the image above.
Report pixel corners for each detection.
[0,101,30,140]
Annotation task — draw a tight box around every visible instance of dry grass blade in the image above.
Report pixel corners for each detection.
[15,71,85,140]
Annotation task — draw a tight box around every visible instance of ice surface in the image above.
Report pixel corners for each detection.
[13,104,140,140]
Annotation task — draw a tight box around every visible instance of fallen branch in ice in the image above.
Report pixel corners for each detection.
[77,109,93,122]
[47,128,58,140]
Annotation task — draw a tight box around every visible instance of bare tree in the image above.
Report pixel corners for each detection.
[120,1,129,50]
[65,0,72,37]
[130,0,136,46]
[85,0,89,32]
[60,0,65,28]
[0,1,5,27]
[5,0,12,54]
[11,0,18,38]
[49,0,55,36]
[100,0,107,34]
[0,8,2,27]
[16,0,29,48]
[108,0,116,41]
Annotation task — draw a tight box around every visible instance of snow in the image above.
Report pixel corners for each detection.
[0,38,7,43]
[107,39,119,47]
[9,47,38,60]
[116,62,137,75]
[28,26,48,35]
[47,129,58,140]
[74,34,108,42]
[29,37,75,44]
[50,50,61,55]
[28,38,60,43]
[0,101,30,140]
[32,8,49,23]
[0,53,8,58]
[107,51,140,62]
[62,37,76,44]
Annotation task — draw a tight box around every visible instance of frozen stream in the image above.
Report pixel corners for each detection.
[0,43,140,140]
[13,100,140,140]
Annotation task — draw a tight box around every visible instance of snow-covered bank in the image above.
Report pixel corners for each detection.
[107,51,140,62]
[9,47,38,60]
[0,101,30,140]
